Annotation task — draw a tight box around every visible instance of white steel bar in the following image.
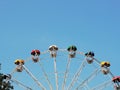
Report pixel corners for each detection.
[39,62,53,90]
[90,80,113,90]
[75,68,100,90]
[62,57,71,90]
[11,78,32,90]
[67,60,86,90]
[53,57,59,90]
[23,65,46,90]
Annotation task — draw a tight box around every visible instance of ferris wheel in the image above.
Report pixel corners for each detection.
[4,45,120,90]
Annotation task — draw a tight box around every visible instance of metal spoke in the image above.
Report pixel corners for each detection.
[53,57,59,90]
[39,62,53,90]
[75,68,100,90]
[23,65,46,90]
[67,60,86,90]
[11,78,32,90]
[62,57,71,90]
[90,80,113,90]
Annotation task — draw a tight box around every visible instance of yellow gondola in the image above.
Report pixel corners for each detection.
[100,61,110,67]
[14,59,24,65]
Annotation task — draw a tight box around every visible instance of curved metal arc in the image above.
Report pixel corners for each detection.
[10,68,17,75]
[76,51,85,56]
[94,58,101,65]
[41,50,49,54]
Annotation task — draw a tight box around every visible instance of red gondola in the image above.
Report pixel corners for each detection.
[31,49,40,62]
[31,49,40,56]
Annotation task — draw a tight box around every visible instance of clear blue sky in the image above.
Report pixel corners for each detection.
[0,0,120,90]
